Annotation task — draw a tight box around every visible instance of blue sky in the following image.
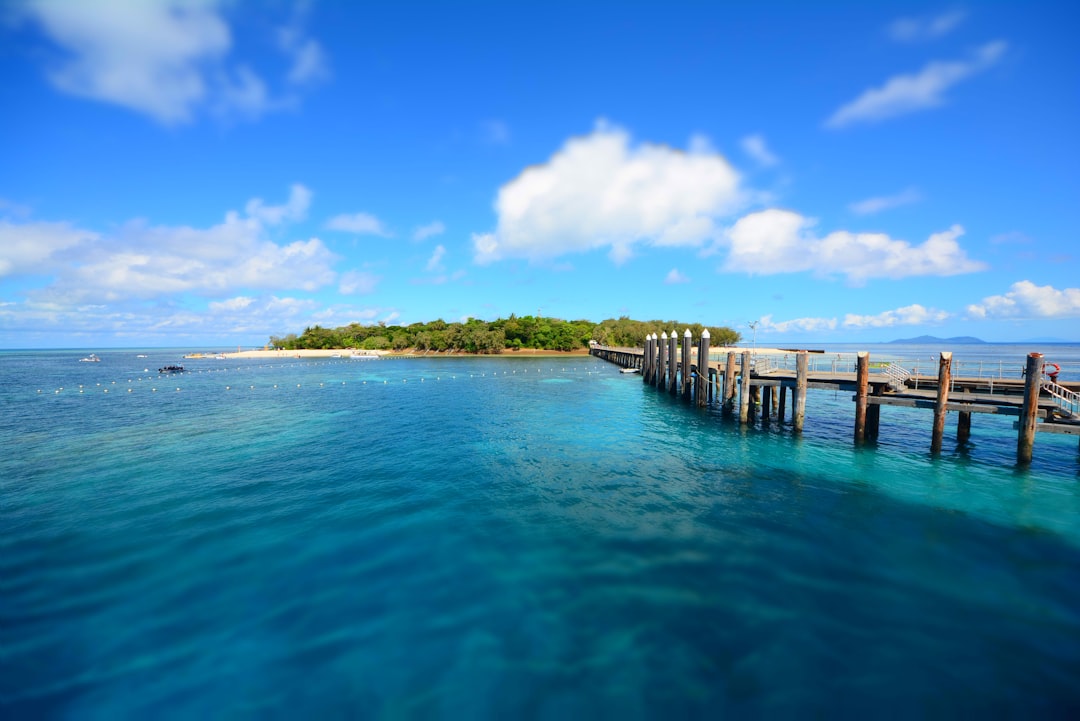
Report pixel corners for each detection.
[2,0,1078,348]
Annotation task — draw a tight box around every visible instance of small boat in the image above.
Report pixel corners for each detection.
[350,353,377,360]
[136,354,148,358]
[620,367,640,374]
[158,365,185,374]
[79,354,101,362]
[330,353,342,358]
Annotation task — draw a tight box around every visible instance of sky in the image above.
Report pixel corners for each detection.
[1,0,1078,348]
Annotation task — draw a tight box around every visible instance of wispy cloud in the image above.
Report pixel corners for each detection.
[16,0,328,124]
[740,134,779,167]
[848,187,921,215]
[889,10,967,42]
[844,304,949,328]
[425,244,446,272]
[664,268,690,284]
[413,220,446,241]
[339,270,380,295]
[481,119,511,145]
[326,212,392,236]
[826,41,1007,129]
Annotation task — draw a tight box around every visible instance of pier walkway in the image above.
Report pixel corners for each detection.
[591,336,1079,465]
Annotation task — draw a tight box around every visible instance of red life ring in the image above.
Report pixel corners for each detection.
[1044,362,1060,377]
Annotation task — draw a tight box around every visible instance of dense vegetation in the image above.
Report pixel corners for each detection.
[270,316,740,354]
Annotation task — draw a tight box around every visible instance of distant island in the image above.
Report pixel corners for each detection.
[888,335,986,345]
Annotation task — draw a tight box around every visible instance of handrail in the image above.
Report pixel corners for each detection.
[882,362,910,390]
[1044,380,1080,419]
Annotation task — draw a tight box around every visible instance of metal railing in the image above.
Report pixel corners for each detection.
[1044,380,1080,419]
[882,362,910,390]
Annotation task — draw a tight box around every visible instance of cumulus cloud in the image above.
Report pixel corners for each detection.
[413,220,446,241]
[889,10,967,42]
[844,304,949,328]
[849,187,922,215]
[0,220,98,276]
[664,268,690,284]
[741,134,779,167]
[721,209,986,284]
[967,281,1080,319]
[14,186,338,305]
[17,0,326,124]
[326,212,391,236]
[826,41,1007,128]
[472,121,743,265]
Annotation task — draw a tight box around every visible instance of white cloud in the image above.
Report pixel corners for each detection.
[13,186,338,305]
[18,0,327,124]
[967,281,1080,319]
[826,41,1007,128]
[339,270,380,295]
[759,314,838,334]
[425,244,446,272]
[278,8,329,87]
[472,121,743,265]
[664,268,690,284]
[889,10,967,42]
[844,304,949,328]
[849,188,922,215]
[721,210,986,283]
[0,220,98,276]
[413,220,446,241]
[740,133,779,167]
[326,212,391,236]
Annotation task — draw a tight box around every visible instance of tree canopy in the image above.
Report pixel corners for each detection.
[270,315,740,353]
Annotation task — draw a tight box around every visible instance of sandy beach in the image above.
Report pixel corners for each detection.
[221,347,594,360]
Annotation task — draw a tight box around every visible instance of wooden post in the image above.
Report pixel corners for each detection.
[642,334,651,383]
[657,332,668,390]
[665,330,673,395]
[681,330,692,400]
[724,352,737,413]
[930,351,952,454]
[867,385,881,440]
[854,351,869,444]
[739,350,752,423]
[696,330,710,406]
[957,411,971,444]
[793,351,808,432]
[761,385,772,424]
[778,384,787,423]
[771,385,779,416]
[1017,352,1043,464]
[749,385,760,422]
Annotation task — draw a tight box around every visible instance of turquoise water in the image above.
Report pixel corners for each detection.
[3,350,1079,716]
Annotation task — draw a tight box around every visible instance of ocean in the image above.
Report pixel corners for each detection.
[3,347,1079,717]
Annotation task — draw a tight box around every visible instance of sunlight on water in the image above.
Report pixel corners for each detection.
[2,350,1079,715]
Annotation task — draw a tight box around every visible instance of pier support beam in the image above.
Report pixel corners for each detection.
[930,351,953,454]
[657,332,668,391]
[793,351,808,432]
[778,384,787,423]
[668,331,678,395]
[681,330,692,400]
[854,351,869,444]
[696,330,710,407]
[957,411,972,444]
[739,351,752,423]
[723,352,737,413]
[1017,352,1043,464]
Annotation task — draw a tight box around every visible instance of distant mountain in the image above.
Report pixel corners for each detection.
[889,335,986,345]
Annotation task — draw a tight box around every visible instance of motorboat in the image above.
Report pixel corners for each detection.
[79,354,101,362]
[158,365,185,374]
[350,353,377,360]
[620,367,640,374]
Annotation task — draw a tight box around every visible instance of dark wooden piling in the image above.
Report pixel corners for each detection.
[739,350,752,423]
[854,351,869,444]
[657,332,668,390]
[665,332,673,395]
[696,330,710,407]
[642,334,652,384]
[778,384,787,423]
[1017,352,1043,464]
[867,385,881,440]
[681,330,692,400]
[793,351,808,432]
[723,352,737,412]
[957,411,972,444]
[930,351,952,454]
[762,385,772,424]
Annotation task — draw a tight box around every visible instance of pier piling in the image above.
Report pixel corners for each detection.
[793,351,808,432]
[657,332,668,391]
[697,330,710,407]
[681,330,692,400]
[855,352,869,444]
[724,352,737,413]
[668,331,678,394]
[931,352,952,454]
[739,350,752,423]
[1017,352,1043,464]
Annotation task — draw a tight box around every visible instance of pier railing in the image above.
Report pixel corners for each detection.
[1044,380,1080,419]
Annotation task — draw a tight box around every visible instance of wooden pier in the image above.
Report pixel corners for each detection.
[592,338,1080,465]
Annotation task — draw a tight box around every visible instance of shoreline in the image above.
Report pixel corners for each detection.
[221,348,593,360]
